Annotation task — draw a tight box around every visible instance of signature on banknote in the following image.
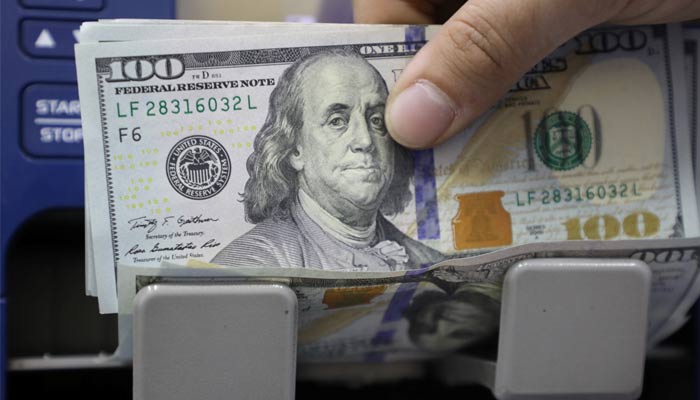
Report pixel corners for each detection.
[128,213,221,233]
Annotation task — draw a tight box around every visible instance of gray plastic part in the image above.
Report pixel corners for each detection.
[494,258,650,400]
[132,283,298,400]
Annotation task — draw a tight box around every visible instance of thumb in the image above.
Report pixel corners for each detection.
[386,0,618,148]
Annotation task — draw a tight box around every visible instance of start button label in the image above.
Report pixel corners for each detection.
[23,83,83,158]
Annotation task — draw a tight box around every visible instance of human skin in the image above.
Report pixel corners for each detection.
[353,0,700,148]
[289,56,394,228]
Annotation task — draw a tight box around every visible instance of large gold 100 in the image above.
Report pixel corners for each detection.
[563,211,660,240]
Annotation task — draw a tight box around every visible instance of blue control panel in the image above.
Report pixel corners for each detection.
[0,1,174,398]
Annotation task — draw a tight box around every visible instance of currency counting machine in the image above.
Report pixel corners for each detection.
[131,258,655,400]
[1,1,697,399]
[0,1,174,399]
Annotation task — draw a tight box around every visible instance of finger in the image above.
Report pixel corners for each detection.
[353,0,437,24]
[610,1,700,25]
[386,0,623,148]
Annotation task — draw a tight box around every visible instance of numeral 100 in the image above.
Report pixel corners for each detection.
[563,211,660,240]
[107,57,185,82]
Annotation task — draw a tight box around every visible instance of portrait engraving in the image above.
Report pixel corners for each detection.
[212,49,444,271]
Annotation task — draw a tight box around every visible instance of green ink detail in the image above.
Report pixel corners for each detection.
[534,111,592,171]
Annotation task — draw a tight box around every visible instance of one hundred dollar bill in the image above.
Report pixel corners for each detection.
[76,24,698,313]
[116,238,700,362]
[79,21,406,298]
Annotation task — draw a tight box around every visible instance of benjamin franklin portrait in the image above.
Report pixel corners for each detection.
[211,49,444,271]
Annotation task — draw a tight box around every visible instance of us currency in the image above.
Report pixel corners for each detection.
[76,24,698,313]
[115,238,700,362]
[84,21,700,302]
[78,21,439,299]
[80,21,396,297]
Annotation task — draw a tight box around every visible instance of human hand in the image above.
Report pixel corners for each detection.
[354,0,700,148]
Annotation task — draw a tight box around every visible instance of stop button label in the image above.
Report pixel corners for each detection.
[23,83,83,158]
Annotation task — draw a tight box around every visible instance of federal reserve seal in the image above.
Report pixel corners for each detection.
[534,111,592,171]
[166,135,231,200]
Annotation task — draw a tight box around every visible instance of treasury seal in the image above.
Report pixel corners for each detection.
[534,111,592,171]
[166,135,231,200]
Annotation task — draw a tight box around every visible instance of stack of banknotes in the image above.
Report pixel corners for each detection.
[76,20,700,362]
